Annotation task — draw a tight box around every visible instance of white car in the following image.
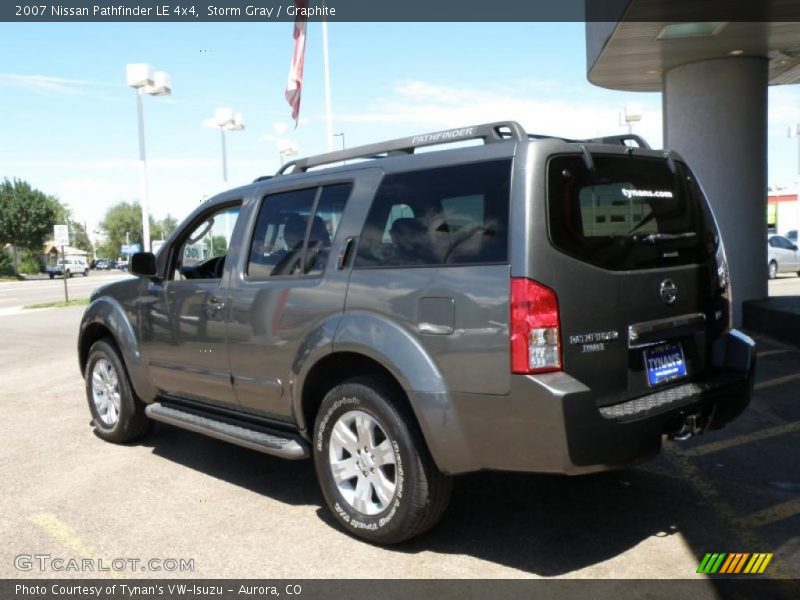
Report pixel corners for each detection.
[767,234,800,279]
[47,257,89,279]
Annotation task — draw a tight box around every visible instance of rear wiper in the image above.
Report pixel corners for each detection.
[635,232,696,244]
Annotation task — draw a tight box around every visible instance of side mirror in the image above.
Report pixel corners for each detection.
[130,252,158,278]
[792,244,798,251]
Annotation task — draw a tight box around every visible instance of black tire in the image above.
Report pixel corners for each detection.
[313,376,452,544]
[83,269,89,277]
[66,270,72,278]
[49,273,54,279]
[768,261,778,280]
[84,339,151,443]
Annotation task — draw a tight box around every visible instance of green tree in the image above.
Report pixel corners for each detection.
[0,179,59,274]
[98,201,144,259]
[152,213,179,242]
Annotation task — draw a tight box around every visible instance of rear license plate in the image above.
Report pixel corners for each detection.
[644,342,687,387]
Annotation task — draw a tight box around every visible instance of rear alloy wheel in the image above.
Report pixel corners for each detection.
[85,339,151,443]
[768,260,778,280]
[314,376,452,544]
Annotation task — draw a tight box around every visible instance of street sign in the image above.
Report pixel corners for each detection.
[54,224,69,247]
[120,244,142,255]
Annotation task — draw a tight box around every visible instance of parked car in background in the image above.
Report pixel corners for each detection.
[47,256,89,279]
[768,234,800,279]
[95,259,109,270]
[116,259,129,271]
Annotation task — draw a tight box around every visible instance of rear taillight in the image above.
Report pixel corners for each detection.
[714,240,732,331]
[510,278,562,374]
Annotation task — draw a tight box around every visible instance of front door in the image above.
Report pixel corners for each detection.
[140,202,242,408]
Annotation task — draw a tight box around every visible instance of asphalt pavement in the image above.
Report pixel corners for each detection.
[0,271,130,312]
[0,279,797,588]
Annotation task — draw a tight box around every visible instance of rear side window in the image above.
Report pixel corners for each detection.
[355,160,511,268]
[548,155,713,270]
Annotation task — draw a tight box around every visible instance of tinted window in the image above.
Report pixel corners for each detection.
[306,184,351,276]
[175,205,241,280]
[548,155,713,270]
[355,160,511,268]
[247,184,351,279]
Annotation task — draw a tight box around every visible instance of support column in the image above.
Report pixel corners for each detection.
[663,57,769,326]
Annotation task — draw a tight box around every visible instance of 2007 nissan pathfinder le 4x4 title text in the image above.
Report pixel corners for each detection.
[78,122,755,544]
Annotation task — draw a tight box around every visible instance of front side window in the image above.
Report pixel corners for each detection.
[355,160,511,268]
[247,183,351,279]
[174,204,241,280]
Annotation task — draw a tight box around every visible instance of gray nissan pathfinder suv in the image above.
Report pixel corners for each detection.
[78,122,755,544]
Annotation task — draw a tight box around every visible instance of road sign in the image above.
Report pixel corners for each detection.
[120,244,141,255]
[54,224,69,247]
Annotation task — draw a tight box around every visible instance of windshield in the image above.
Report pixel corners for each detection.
[547,154,714,270]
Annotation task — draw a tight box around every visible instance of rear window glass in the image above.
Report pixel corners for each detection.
[548,154,714,270]
[355,160,511,268]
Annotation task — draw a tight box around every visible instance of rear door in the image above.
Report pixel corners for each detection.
[544,153,721,406]
[346,159,513,396]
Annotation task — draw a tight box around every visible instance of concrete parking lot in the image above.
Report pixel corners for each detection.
[0,278,797,587]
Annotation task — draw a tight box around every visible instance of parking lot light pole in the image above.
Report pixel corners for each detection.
[212,108,245,182]
[126,64,171,253]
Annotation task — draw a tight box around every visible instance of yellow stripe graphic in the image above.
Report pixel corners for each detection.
[758,554,773,574]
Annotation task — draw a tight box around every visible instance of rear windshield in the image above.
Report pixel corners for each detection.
[547,154,715,270]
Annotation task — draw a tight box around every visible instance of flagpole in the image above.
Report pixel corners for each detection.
[321,16,334,152]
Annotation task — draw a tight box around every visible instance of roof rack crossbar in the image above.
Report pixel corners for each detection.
[588,134,651,149]
[277,121,526,175]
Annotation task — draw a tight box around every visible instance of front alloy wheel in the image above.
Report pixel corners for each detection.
[85,339,151,443]
[91,358,121,426]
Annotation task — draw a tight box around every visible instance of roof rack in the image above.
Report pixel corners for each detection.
[587,134,650,149]
[276,121,527,175]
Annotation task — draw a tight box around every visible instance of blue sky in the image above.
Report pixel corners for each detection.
[1,22,798,238]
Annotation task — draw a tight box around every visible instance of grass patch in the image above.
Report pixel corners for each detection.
[0,274,25,282]
[24,298,90,310]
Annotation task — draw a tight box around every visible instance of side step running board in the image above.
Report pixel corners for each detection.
[145,402,310,460]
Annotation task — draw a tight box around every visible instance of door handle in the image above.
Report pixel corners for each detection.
[337,237,357,270]
[207,296,225,313]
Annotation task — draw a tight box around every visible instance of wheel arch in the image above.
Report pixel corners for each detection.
[297,311,474,473]
[78,297,156,403]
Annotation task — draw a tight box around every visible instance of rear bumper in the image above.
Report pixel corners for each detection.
[423,329,755,475]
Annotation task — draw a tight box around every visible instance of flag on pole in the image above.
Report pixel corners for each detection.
[285,0,308,126]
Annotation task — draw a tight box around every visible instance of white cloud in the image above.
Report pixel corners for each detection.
[333,79,664,147]
[0,73,120,101]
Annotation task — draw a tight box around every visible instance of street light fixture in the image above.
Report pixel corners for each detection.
[126,63,171,253]
[619,103,643,134]
[276,138,298,166]
[212,107,245,182]
[333,132,346,151]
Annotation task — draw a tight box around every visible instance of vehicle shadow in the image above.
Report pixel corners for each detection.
[142,423,738,577]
